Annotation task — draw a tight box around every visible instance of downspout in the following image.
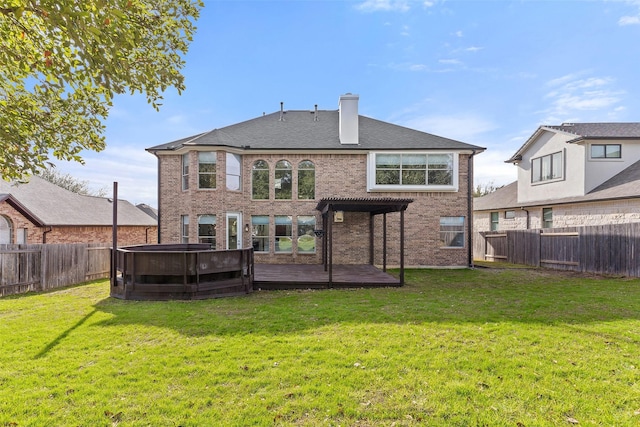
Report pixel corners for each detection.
[145,227,154,243]
[467,150,478,268]
[42,226,52,243]
[154,152,162,243]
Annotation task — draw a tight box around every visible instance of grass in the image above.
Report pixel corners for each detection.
[1,268,639,426]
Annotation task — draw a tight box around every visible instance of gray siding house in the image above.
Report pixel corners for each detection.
[475,123,640,232]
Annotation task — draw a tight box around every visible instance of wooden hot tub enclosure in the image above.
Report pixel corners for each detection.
[110,244,254,300]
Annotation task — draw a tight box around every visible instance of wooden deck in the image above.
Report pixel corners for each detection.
[254,264,401,290]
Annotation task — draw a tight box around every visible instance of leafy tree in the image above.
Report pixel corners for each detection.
[0,0,203,181]
[37,166,108,196]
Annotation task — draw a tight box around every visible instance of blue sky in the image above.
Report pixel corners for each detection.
[53,0,640,207]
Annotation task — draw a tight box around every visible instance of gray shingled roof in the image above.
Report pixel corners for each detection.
[474,159,640,211]
[545,122,640,140]
[147,110,485,152]
[507,122,640,163]
[0,176,157,226]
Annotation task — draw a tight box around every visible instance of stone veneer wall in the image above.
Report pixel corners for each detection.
[474,198,640,232]
[158,151,473,267]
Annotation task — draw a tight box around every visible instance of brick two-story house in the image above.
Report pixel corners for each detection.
[147,94,485,268]
[474,122,640,231]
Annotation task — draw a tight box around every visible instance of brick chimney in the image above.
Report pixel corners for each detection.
[339,93,359,145]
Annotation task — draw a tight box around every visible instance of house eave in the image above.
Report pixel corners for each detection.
[0,194,45,227]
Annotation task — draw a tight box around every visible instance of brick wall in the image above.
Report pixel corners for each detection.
[44,226,158,245]
[158,151,473,267]
[0,203,42,243]
[1,202,157,245]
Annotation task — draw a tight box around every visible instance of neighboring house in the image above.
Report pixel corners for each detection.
[147,94,485,267]
[475,123,640,232]
[136,203,158,221]
[0,176,158,245]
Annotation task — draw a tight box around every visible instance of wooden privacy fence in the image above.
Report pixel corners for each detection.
[0,243,111,297]
[474,222,640,277]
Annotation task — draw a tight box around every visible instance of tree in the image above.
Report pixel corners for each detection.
[473,181,503,197]
[0,0,203,181]
[37,166,108,196]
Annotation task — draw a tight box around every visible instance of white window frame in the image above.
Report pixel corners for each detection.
[297,215,316,254]
[181,215,189,243]
[198,152,217,189]
[197,214,216,248]
[182,153,189,191]
[275,215,293,253]
[367,152,459,192]
[226,153,242,191]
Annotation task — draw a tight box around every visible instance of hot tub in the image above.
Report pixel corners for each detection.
[110,244,253,300]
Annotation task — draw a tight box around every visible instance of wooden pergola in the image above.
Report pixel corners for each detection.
[315,197,413,286]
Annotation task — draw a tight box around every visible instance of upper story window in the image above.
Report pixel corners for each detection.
[275,160,292,200]
[252,160,269,200]
[181,153,189,191]
[226,153,242,191]
[198,152,217,189]
[590,144,621,159]
[368,152,458,191]
[531,151,563,184]
[298,160,315,200]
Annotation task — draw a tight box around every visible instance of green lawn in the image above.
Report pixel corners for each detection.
[1,267,639,426]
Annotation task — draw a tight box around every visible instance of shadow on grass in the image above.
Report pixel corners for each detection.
[91,268,640,337]
[34,309,98,359]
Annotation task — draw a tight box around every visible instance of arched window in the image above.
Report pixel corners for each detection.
[275,160,292,200]
[0,215,13,244]
[252,160,269,199]
[298,160,315,200]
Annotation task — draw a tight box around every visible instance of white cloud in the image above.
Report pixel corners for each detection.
[51,145,158,207]
[464,46,483,52]
[401,113,498,144]
[355,0,410,12]
[439,58,462,65]
[542,73,625,121]
[474,150,518,188]
[455,30,463,37]
[619,15,640,25]
[388,62,428,71]
[401,25,411,36]
[395,111,516,185]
